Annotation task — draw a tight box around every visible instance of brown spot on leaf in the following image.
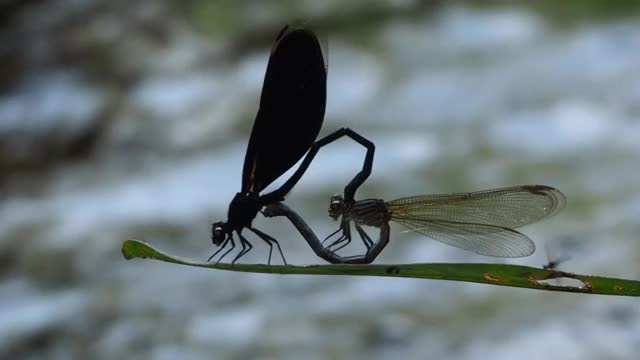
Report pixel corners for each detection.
[483,273,500,282]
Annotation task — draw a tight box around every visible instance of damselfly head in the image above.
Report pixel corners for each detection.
[328,194,346,220]
[211,222,227,245]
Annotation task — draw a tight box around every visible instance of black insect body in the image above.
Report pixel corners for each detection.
[209,25,327,264]
[542,242,571,270]
[209,25,375,264]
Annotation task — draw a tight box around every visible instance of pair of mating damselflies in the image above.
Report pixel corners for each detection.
[209,24,566,265]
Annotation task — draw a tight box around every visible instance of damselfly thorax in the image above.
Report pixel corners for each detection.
[329,195,390,227]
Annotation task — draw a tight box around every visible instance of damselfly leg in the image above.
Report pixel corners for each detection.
[249,227,287,265]
[233,233,253,264]
[208,235,236,263]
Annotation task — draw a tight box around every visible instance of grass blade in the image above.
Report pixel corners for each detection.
[122,239,640,297]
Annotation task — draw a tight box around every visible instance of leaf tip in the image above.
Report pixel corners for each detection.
[121,239,140,260]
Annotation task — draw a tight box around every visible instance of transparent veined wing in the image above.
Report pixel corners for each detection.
[386,185,566,257]
[390,217,535,257]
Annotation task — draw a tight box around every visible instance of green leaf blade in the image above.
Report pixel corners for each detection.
[122,240,640,297]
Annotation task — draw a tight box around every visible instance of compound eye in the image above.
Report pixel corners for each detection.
[214,226,223,237]
[211,225,226,245]
[328,200,344,219]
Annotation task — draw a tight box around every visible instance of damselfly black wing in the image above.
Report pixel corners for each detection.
[242,25,327,194]
[387,185,566,257]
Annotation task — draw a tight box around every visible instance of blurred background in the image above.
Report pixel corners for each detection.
[2,0,640,359]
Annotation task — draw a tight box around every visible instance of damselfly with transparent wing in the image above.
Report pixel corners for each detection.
[322,185,566,263]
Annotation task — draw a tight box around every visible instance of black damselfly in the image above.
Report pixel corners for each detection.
[209,24,374,264]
